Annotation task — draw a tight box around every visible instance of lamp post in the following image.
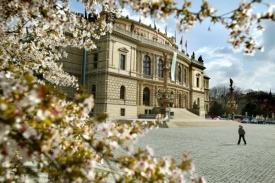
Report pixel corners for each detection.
[157,53,174,119]
[227,78,238,120]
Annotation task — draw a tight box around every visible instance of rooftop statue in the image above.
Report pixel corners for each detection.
[191,52,195,60]
[230,78,233,87]
[198,55,204,62]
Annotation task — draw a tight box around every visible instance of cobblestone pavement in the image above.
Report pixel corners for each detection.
[134,124,275,183]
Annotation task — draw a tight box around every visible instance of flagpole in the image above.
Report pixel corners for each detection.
[185,46,187,54]
[180,36,183,51]
[185,40,187,54]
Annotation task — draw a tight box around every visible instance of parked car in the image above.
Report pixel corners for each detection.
[258,118,265,124]
[250,118,258,123]
[213,116,221,120]
[220,117,227,120]
[235,118,242,122]
[242,118,250,123]
[265,119,275,125]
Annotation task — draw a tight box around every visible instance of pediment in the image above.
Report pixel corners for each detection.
[118,47,129,53]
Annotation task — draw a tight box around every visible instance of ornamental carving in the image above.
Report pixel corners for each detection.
[118,47,129,53]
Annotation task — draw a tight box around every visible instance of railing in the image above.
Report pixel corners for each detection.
[191,59,204,67]
[113,26,190,60]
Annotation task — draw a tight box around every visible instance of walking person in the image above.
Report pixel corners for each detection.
[237,125,246,145]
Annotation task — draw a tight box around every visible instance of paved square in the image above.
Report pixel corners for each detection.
[135,124,275,183]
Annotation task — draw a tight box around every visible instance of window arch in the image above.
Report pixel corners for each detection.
[143,55,151,75]
[91,84,96,99]
[120,85,125,99]
[158,59,163,78]
[178,66,182,82]
[143,87,150,106]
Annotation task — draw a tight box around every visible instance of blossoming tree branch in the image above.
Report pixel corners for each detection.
[0,0,274,182]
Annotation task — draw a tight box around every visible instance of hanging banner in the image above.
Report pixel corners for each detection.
[171,52,177,81]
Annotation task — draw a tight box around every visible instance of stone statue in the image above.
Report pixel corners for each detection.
[198,55,204,62]
[193,101,198,109]
[191,52,195,60]
[230,78,233,87]
[130,22,135,32]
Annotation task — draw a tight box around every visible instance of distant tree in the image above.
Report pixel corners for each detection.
[241,103,262,117]
[209,84,244,114]
[242,90,275,117]
[246,91,269,107]
[209,84,230,105]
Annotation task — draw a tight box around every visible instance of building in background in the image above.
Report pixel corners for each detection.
[58,10,210,119]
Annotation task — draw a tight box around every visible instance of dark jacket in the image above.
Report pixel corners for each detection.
[238,127,245,135]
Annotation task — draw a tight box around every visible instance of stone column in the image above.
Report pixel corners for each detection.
[140,51,143,75]
[111,40,116,66]
[132,47,136,71]
[139,83,142,105]
[137,50,140,74]
[177,89,179,107]
[152,85,155,107]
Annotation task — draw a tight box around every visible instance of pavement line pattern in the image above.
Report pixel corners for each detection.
[135,124,275,183]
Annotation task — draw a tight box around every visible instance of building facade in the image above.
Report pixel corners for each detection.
[59,12,210,119]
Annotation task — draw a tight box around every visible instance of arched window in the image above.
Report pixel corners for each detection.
[169,62,172,79]
[92,84,96,99]
[158,59,163,78]
[143,55,151,75]
[143,87,150,106]
[183,68,187,83]
[120,85,125,99]
[178,66,182,82]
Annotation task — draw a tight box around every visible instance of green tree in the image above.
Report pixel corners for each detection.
[244,90,275,117]
[209,101,227,117]
[241,103,263,116]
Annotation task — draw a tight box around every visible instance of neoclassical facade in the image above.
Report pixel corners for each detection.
[59,12,210,119]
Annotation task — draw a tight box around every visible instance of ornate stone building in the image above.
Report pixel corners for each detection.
[59,12,210,119]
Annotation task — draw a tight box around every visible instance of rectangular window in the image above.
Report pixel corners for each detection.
[120,54,126,70]
[196,77,199,87]
[121,108,125,116]
[94,53,98,69]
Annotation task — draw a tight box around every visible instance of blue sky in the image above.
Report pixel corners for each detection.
[69,0,275,93]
